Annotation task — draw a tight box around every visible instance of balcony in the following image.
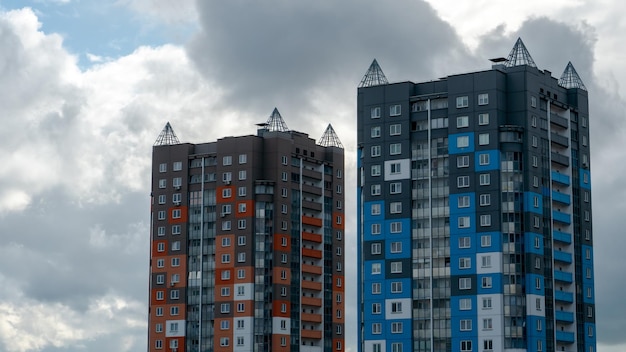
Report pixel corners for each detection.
[554,270,573,283]
[302,264,323,275]
[551,152,570,167]
[301,329,323,339]
[553,210,571,225]
[302,232,322,243]
[302,216,322,227]
[554,290,574,303]
[301,313,322,323]
[302,248,322,259]
[301,296,322,307]
[551,171,570,186]
[556,331,575,343]
[550,114,569,129]
[553,230,572,244]
[302,281,322,291]
[552,190,571,205]
[555,310,575,323]
[551,132,569,147]
[554,250,573,264]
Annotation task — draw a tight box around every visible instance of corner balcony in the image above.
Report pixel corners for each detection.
[556,331,575,343]
[554,270,573,283]
[553,230,572,244]
[555,310,575,323]
[554,290,574,303]
[554,250,573,264]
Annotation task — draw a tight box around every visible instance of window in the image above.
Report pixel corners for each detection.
[371,263,381,274]
[458,216,470,228]
[371,223,381,235]
[372,282,381,294]
[391,322,403,333]
[156,259,165,268]
[155,340,163,349]
[237,252,246,263]
[478,93,489,105]
[281,188,288,197]
[481,235,491,247]
[458,195,470,208]
[222,221,231,231]
[390,124,401,135]
[371,145,381,157]
[170,306,179,316]
[171,273,180,283]
[459,257,471,269]
[535,257,541,269]
[237,336,245,346]
[371,243,382,255]
[391,281,402,293]
[281,270,287,280]
[159,163,167,173]
[461,341,472,352]
[171,241,180,251]
[371,184,381,196]
[223,156,232,165]
[156,307,163,316]
[390,143,402,155]
[157,226,165,236]
[158,179,166,188]
[478,113,489,125]
[459,236,470,248]
[457,176,470,188]
[479,194,490,206]
[171,257,180,267]
[457,155,470,168]
[158,194,166,204]
[238,186,246,197]
[532,155,538,167]
[390,202,402,214]
[482,276,493,288]
[391,343,403,352]
[390,241,402,253]
[390,182,402,194]
[484,339,493,351]
[479,173,491,185]
[479,133,490,146]
[390,104,401,116]
[481,255,492,268]
[456,96,469,108]
[534,216,540,228]
[371,107,381,119]
[531,96,537,108]
[237,302,245,312]
[156,290,164,300]
[238,170,247,181]
[280,319,287,330]
[479,151,490,165]
[281,155,288,165]
[460,319,472,331]
[172,177,182,188]
[391,301,403,313]
[480,214,491,227]
[220,337,229,347]
[371,203,381,215]
[170,289,180,300]
[371,164,381,176]
[459,277,471,290]
[459,298,471,310]
[482,297,492,309]
[534,236,541,249]
[372,303,381,314]
[155,323,163,333]
[157,242,165,252]
[390,222,402,233]
[535,277,541,289]
[172,209,181,219]
[157,211,166,220]
[221,237,231,247]
[391,261,402,273]
[372,322,382,334]
[457,135,469,148]
[532,135,538,147]
[238,219,246,229]
[536,319,542,331]
[456,115,469,128]
[222,188,231,198]
[371,126,381,138]
[390,162,401,174]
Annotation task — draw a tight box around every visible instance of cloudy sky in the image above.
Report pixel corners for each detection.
[0,0,625,351]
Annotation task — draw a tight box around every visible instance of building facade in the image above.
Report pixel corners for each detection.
[148,109,345,352]
[357,39,595,352]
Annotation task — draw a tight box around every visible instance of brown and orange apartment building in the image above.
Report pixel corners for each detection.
[148,109,345,352]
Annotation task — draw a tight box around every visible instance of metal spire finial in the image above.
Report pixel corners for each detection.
[318,124,343,149]
[558,61,587,91]
[359,59,389,88]
[154,122,180,146]
[505,38,537,68]
[266,108,289,132]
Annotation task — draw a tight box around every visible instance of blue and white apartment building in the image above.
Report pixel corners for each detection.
[357,39,595,352]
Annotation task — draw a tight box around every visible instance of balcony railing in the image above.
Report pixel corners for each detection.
[551,171,570,186]
[555,290,574,303]
[553,230,572,244]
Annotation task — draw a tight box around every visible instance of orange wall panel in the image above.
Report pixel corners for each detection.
[272,299,290,317]
[235,199,254,218]
[169,205,188,224]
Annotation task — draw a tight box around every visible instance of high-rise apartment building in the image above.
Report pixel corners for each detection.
[148,109,345,352]
[357,39,595,352]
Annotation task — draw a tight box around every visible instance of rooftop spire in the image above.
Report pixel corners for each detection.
[266,107,289,132]
[154,122,180,146]
[558,61,587,91]
[318,124,343,149]
[505,38,537,68]
[358,59,389,88]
